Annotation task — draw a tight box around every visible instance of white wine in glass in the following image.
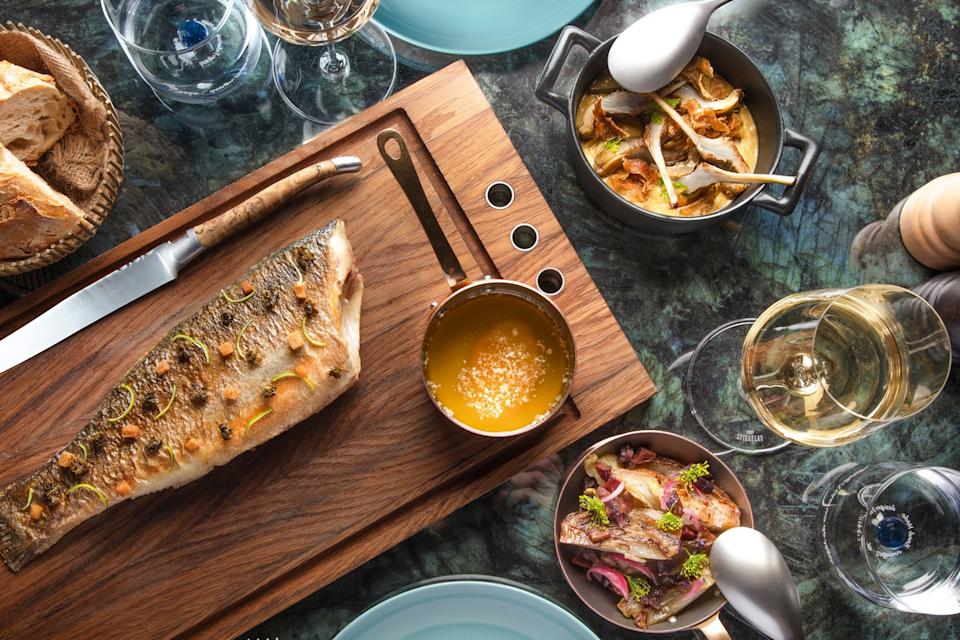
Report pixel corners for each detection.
[248,0,379,44]
[244,0,396,124]
[741,284,950,447]
[685,284,951,452]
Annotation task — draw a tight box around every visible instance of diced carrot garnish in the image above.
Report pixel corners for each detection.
[121,424,141,439]
[294,363,310,379]
[115,480,132,497]
[223,386,240,401]
[155,359,171,375]
[219,341,235,358]
[287,331,304,351]
[58,452,75,468]
[241,280,255,294]
[185,437,200,452]
[29,503,44,520]
[293,282,307,299]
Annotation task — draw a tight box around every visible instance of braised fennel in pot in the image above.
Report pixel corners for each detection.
[577,56,793,218]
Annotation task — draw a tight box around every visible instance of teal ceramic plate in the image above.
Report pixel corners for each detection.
[372,0,597,55]
[333,577,600,640]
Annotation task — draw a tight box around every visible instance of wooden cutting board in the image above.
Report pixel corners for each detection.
[0,61,655,640]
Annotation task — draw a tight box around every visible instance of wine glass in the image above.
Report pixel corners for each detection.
[685,284,951,452]
[812,462,960,614]
[102,0,264,105]
[244,0,397,124]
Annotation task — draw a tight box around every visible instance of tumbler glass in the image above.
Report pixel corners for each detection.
[817,462,960,614]
[101,0,263,104]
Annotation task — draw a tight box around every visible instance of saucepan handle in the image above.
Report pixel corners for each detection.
[376,129,468,290]
[535,25,603,114]
[696,612,732,640]
[752,128,821,216]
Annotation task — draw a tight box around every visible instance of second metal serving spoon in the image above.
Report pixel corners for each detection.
[710,527,805,640]
[608,0,734,93]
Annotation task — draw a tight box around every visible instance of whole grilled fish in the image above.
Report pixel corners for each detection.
[0,219,362,571]
[559,508,681,560]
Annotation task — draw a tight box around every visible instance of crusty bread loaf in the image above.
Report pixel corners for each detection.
[0,144,84,260]
[0,60,76,165]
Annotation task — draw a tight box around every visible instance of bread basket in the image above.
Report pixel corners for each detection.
[0,22,124,278]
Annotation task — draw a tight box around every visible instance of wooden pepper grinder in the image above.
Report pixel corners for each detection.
[915,271,960,361]
[851,173,960,281]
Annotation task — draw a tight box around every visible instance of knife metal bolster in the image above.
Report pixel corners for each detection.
[164,230,206,272]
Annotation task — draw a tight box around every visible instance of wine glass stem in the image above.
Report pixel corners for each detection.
[319,42,349,81]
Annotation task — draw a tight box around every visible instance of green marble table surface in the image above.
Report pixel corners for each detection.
[3,1,960,638]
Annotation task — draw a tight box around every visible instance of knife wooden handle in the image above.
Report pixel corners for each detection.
[191,157,360,248]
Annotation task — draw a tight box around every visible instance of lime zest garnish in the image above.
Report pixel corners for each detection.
[221,288,255,303]
[66,483,109,508]
[245,408,273,435]
[271,370,316,392]
[603,136,621,153]
[236,319,254,361]
[172,333,210,364]
[107,383,135,423]
[153,384,177,420]
[300,316,326,347]
[20,487,34,511]
[666,97,681,109]
[578,492,609,528]
[287,253,304,286]
[78,442,89,463]
[627,575,651,601]
[164,445,177,469]
[656,512,684,532]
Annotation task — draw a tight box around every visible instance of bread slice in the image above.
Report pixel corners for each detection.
[0,144,84,260]
[0,60,76,165]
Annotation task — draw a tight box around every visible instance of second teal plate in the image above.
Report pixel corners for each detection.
[372,0,597,55]
[332,577,599,640]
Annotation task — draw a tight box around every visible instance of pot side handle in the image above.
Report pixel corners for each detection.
[535,25,602,113]
[752,128,821,216]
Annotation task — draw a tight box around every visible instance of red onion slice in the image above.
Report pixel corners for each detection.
[600,479,625,503]
[660,480,677,510]
[586,565,630,598]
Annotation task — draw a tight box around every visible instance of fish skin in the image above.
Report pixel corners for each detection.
[558,508,681,561]
[0,219,362,572]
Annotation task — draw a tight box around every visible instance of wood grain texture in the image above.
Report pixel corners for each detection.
[192,159,342,248]
[0,62,655,640]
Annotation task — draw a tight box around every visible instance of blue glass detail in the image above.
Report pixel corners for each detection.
[875,515,910,550]
[178,19,209,48]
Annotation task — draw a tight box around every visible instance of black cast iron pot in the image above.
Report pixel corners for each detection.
[535,26,820,234]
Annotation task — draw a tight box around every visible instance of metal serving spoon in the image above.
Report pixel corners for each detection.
[608,0,734,93]
[710,527,805,640]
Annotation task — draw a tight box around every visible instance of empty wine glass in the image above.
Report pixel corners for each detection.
[686,284,951,452]
[814,462,960,614]
[102,0,264,104]
[243,0,397,124]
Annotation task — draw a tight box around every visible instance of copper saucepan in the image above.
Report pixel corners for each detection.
[376,129,577,437]
[553,430,754,638]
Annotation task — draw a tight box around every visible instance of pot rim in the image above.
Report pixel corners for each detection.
[420,278,577,438]
[566,31,786,225]
[552,429,755,633]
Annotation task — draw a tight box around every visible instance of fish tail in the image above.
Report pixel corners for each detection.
[0,496,34,572]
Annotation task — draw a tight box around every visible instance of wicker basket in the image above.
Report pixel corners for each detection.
[0,22,124,277]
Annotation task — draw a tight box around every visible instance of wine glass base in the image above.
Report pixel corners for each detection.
[272,21,397,125]
[685,318,791,454]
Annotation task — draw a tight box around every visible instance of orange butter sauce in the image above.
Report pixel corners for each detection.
[424,293,571,433]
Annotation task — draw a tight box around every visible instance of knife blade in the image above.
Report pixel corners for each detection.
[0,156,361,375]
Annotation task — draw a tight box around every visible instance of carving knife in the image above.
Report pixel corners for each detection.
[0,156,361,375]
